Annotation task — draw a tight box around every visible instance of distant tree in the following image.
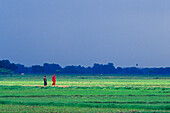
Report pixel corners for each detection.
[56,70,61,73]
[9,63,18,71]
[116,67,123,74]
[92,63,103,74]
[62,66,78,74]
[15,64,25,74]
[1,59,170,75]
[73,65,87,74]
[0,61,5,68]
[0,68,14,76]
[32,65,44,73]
[123,67,143,74]
[43,63,62,74]
[104,63,116,74]
[92,63,116,74]
[0,60,18,76]
[148,69,153,74]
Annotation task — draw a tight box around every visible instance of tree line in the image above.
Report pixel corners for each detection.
[0,60,170,75]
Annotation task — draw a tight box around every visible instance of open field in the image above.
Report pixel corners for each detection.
[0,74,170,112]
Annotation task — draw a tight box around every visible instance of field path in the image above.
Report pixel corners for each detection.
[22,85,70,88]
[0,84,70,88]
[1,84,170,88]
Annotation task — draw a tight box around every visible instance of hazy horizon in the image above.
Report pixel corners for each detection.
[0,0,170,68]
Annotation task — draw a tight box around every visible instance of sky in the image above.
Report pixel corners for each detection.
[0,0,170,67]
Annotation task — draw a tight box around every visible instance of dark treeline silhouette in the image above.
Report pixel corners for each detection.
[0,60,18,76]
[1,60,170,75]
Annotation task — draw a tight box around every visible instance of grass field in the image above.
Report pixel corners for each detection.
[0,74,170,112]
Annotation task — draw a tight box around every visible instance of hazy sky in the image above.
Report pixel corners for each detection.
[0,0,170,67]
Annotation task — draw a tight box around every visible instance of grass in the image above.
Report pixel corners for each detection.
[2,104,164,113]
[0,74,169,87]
[0,74,170,112]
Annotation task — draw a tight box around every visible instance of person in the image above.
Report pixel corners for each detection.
[52,74,56,86]
[44,75,47,86]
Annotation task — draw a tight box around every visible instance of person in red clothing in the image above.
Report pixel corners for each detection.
[52,74,56,86]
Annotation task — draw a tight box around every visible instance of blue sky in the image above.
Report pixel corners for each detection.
[0,0,170,67]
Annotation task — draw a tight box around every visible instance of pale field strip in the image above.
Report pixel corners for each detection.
[0,79,169,87]
[0,84,170,88]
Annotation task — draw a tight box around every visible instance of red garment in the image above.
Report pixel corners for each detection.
[52,74,56,85]
[52,82,55,85]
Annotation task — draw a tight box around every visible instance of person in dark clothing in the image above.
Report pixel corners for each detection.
[44,75,47,86]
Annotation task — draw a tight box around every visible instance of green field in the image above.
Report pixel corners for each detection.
[0,75,170,112]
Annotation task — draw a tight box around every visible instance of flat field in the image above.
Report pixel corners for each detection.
[0,75,169,113]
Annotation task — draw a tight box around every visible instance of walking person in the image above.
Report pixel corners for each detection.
[52,74,56,86]
[44,75,47,86]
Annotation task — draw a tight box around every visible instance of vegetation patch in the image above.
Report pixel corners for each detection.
[0,75,169,112]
